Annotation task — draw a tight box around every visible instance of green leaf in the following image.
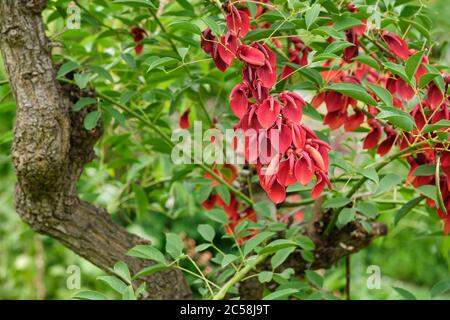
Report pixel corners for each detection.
[421,120,450,134]
[165,233,184,259]
[122,53,135,69]
[73,97,97,112]
[326,83,377,106]
[305,4,321,30]
[412,164,436,176]
[376,107,415,131]
[196,184,213,203]
[253,202,271,218]
[259,239,297,255]
[393,287,416,300]
[431,280,450,298]
[113,261,131,283]
[322,196,352,209]
[305,270,323,288]
[216,184,230,205]
[97,276,127,294]
[376,174,402,195]
[357,202,378,218]
[122,285,137,300]
[132,184,148,218]
[263,288,299,300]
[301,250,315,263]
[198,224,215,242]
[417,185,437,202]
[146,56,177,72]
[367,83,393,107]
[352,55,380,70]
[127,245,166,264]
[195,243,211,252]
[134,264,168,279]
[258,271,273,283]
[206,208,229,224]
[74,73,89,89]
[394,196,424,225]
[294,236,315,251]
[243,231,275,256]
[113,0,156,8]
[84,110,101,130]
[361,167,379,184]
[384,62,409,82]
[405,50,425,81]
[221,254,238,268]
[57,60,79,78]
[323,40,354,54]
[271,247,295,269]
[202,16,221,37]
[337,208,356,228]
[247,1,257,17]
[73,290,109,300]
[419,73,439,88]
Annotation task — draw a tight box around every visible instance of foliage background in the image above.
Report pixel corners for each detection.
[0,0,449,299]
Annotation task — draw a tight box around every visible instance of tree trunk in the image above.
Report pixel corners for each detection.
[0,0,191,299]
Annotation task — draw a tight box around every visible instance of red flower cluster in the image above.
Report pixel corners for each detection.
[302,3,450,233]
[200,1,331,205]
[131,27,146,55]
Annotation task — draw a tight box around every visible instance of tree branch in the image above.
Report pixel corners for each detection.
[0,0,191,299]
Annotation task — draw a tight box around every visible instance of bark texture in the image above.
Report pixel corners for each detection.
[0,0,191,299]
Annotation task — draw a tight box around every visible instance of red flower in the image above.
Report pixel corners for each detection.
[131,27,146,55]
[381,32,410,60]
[256,96,280,129]
[237,45,266,66]
[179,108,191,129]
[377,125,397,156]
[363,119,382,149]
[426,82,444,110]
[226,7,250,38]
[229,83,249,119]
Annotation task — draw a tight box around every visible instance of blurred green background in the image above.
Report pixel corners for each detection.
[0,0,450,299]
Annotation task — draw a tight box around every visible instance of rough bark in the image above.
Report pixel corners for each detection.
[0,0,191,299]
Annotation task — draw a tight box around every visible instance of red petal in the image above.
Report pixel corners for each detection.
[377,134,396,156]
[363,120,382,149]
[396,78,415,101]
[266,180,286,204]
[382,32,410,60]
[277,158,296,186]
[344,109,365,132]
[256,97,280,129]
[229,83,249,119]
[237,45,266,66]
[426,83,444,110]
[294,158,314,186]
[226,9,250,38]
[179,108,191,129]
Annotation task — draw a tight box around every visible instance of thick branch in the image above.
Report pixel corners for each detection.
[0,0,191,299]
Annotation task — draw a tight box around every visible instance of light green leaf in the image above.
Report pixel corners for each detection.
[165,233,184,259]
[393,287,416,300]
[394,196,424,225]
[367,83,393,107]
[57,60,79,78]
[84,110,101,130]
[263,288,299,300]
[97,276,127,294]
[271,247,295,269]
[337,208,356,228]
[243,231,275,256]
[431,280,450,298]
[72,97,97,112]
[322,196,352,209]
[305,4,321,30]
[326,83,377,106]
[198,224,215,242]
[258,271,273,283]
[73,290,109,300]
[127,245,166,264]
[405,50,425,81]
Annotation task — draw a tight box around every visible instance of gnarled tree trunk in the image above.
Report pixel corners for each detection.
[0,0,192,299]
